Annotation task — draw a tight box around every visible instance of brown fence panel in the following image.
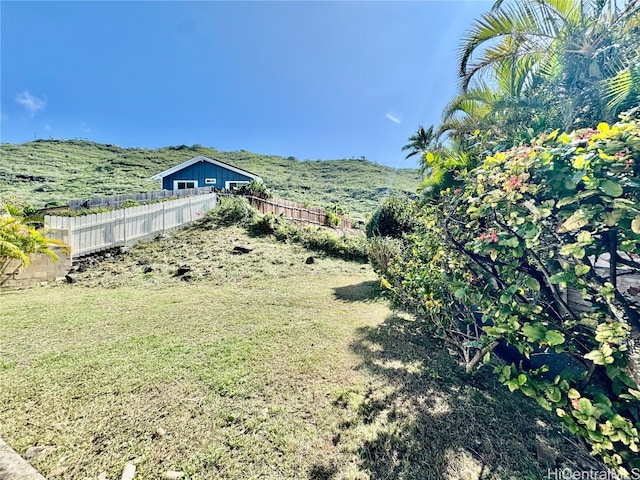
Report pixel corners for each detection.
[246,196,350,228]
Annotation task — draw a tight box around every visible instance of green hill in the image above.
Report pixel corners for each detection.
[0,140,421,219]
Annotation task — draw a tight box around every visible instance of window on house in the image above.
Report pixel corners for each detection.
[174,180,197,190]
[225,181,250,190]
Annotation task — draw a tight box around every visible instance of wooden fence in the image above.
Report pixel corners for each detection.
[68,186,216,210]
[45,193,217,259]
[246,196,352,229]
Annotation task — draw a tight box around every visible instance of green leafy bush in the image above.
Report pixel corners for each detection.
[249,213,294,239]
[378,118,640,473]
[206,196,258,227]
[120,199,141,208]
[365,195,418,239]
[325,210,341,228]
[0,195,40,222]
[235,179,272,199]
[367,236,404,274]
[249,213,367,262]
[324,203,350,228]
[298,227,367,261]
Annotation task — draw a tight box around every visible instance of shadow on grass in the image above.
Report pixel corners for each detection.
[344,313,589,480]
[333,280,382,303]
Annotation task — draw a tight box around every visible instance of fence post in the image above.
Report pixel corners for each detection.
[67,219,74,261]
[162,202,166,235]
[123,208,127,247]
[109,210,114,247]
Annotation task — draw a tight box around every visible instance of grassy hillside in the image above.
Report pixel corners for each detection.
[0,140,421,218]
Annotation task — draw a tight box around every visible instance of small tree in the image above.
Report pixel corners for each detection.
[0,212,68,286]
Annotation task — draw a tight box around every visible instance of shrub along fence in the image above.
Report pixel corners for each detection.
[246,196,352,229]
[46,193,217,259]
[68,186,216,210]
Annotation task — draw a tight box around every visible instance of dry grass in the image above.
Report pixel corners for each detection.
[0,224,593,479]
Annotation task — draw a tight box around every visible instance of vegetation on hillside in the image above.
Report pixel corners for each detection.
[206,196,368,262]
[0,139,420,218]
[383,0,640,474]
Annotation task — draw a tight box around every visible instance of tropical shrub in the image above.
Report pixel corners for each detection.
[235,179,272,199]
[0,202,68,286]
[371,206,490,371]
[367,236,404,273]
[365,195,418,239]
[248,213,367,262]
[380,118,640,473]
[298,227,367,261]
[206,196,258,227]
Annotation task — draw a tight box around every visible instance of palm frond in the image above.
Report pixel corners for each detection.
[602,67,636,111]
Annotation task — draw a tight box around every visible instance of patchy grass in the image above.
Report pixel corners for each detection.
[0,225,595,479]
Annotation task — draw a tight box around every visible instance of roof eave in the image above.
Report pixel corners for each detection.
[151,156,260,181]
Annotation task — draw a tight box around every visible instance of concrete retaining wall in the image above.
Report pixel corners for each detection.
[0,437,46,480]
[2,247,71,288]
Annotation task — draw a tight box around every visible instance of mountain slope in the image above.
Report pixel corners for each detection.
[0,140,421,218]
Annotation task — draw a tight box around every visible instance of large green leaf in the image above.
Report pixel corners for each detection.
[545,330,565,346]
[574,265,590,276]
[522,322,546,342]
[559,210,589,232]
[599,179,623,197]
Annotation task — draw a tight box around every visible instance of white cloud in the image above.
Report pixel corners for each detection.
[385,112,401,124]
[15,91,46,115]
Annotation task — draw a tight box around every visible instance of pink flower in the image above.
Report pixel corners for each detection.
[479,230,499,243]
[574,129,598,140]
[505,176,524,191]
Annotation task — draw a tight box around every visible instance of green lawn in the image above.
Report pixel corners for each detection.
[0,226,592,479]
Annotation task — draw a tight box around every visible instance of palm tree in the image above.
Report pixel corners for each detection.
[0,215,68,286]
[402,125,437,160]
[458,0,640,130]
[440,58,558,148]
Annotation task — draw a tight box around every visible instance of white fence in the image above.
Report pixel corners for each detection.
[45,193,217,259]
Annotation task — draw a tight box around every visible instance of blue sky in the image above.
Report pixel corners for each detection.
[1,1,492,169]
